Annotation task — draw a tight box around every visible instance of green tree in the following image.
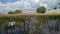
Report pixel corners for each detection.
[36,6,46,13]
[8,11,13,14]
[14,9,22,14]
[8,9,22,14]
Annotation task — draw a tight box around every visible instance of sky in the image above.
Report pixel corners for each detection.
[0,0,60,14]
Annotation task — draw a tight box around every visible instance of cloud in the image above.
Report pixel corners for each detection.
[0,0,39,14]
[0,0,60,14]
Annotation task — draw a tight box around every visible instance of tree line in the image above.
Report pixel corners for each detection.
[8,6,46,14]
[8,10,22,14]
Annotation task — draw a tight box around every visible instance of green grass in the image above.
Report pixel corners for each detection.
[0,15,60,25]
[45,11,60,14]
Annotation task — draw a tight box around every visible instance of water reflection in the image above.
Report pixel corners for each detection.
[0,21,26,34]
[0,19,60,34]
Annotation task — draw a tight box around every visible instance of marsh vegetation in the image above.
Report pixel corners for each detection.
[0,15,60,34]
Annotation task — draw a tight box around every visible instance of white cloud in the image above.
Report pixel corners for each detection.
[0,0,39,14]
[0,0,60,14]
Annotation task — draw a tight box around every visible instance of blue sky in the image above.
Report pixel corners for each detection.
[0,0,18,3]
[0,0,60,14]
